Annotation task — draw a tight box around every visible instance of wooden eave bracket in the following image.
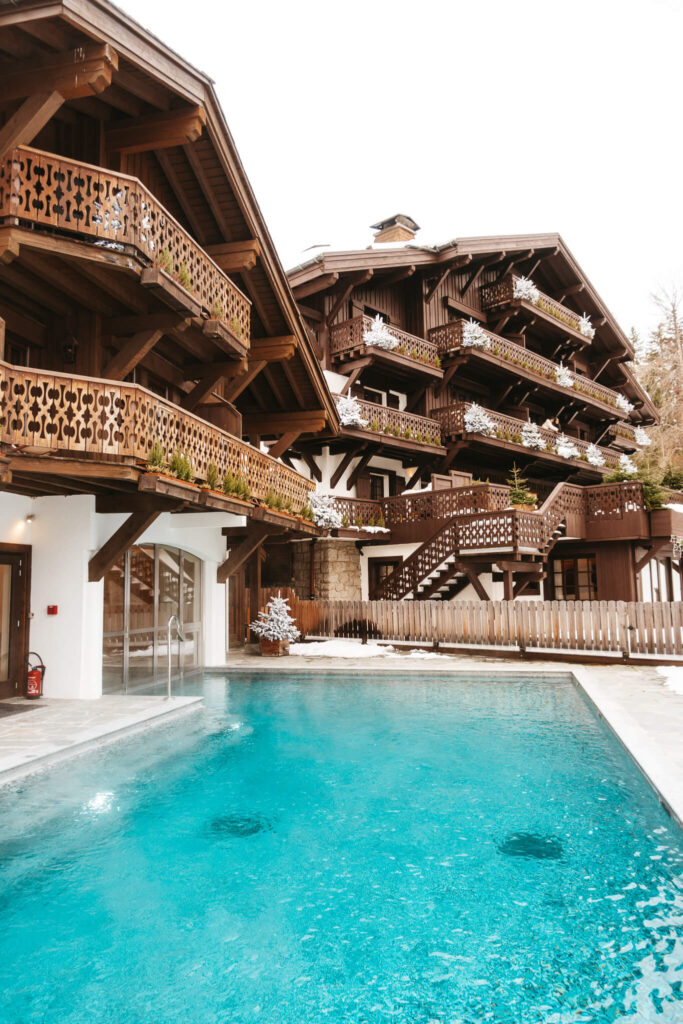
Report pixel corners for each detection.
[217,522,273,583]
[206,240,260,274]
[105,105,206,154]
[88,510,161,582]
[248,335,297,362]
[1,44,118,102]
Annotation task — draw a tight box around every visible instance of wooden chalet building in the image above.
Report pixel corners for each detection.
[0,0,337,697]
[283,216,683,607]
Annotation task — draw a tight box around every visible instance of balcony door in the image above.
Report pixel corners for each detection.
[0,545,31,699]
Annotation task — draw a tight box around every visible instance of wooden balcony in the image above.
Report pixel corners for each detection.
[428,319,630,419]
[330,316,442,380]
[337,396,444,452]
[433,402,621,471]
[0,146,251,345]
[480,275,591,345]
[0,360,312,508]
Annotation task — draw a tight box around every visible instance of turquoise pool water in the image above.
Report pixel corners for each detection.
[1,673,681,1023]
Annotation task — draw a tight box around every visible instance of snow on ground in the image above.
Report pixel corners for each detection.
[656,665,683,696]
[288,639,449,659]
[665,503,683,513]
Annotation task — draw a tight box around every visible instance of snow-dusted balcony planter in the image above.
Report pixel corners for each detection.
[616,393,635,415]
[521,421,547,451]
[464,403,496,437]
[362,315,397,351]
[554,434,580,460]
[513,276,540,304]
[462,319,490,350]
[336,395,369,428]
[578,314,595,340]
[586,443,606,468]
[554,362,574,389]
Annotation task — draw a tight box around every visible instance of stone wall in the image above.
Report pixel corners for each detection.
[290,539,362,601]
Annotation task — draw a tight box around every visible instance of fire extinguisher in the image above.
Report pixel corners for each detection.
[27,652,45,699]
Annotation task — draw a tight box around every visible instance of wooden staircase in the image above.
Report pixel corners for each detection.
[372,481,585,601]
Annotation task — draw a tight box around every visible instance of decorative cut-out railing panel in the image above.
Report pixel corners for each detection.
[381,483,511,525]
[428,319,628,415]
[480,275,586,338]
[0,146,251,342]
[338,396,443,447]
[0,361,312,507]
[432,402,621,469]
[330,316,440,368]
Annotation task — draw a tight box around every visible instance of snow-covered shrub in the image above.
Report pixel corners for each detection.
[619,453,637,474]
[521,421,547,450]
[586,443,606,467]
[555,434,580,460]
[310,493,343,529]
[250,593,300,643]
[513,276,540,304]
[336,395,368,428]
[464,403,496,437]
[462,319,490,350]
[363,315,397,351]
[616,393,635,415]
[634,426,651,447]
[554,362,574,388]
[578,314,595,340]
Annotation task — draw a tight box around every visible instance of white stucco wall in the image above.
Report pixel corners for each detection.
[0,493,243,699]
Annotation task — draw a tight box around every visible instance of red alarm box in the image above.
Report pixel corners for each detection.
[47,605,58,615]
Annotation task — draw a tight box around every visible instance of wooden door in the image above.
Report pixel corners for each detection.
[229,570,247,648]
[0,544,31,699]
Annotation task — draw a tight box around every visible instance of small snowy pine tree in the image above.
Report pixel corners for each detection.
[250,593,300,643]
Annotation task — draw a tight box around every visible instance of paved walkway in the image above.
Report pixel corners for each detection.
[0,695,202,785]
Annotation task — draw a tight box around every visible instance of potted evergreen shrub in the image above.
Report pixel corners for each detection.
[507,464,537,511]
[249,593,300,656]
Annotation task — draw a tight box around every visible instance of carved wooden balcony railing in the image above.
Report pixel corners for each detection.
[433,402,621,469]
[330,316,440,370]
[338,396,443,448]
[0,360,312,507]
[327,497,385,527]
[0,146,251,342]
[480,275,588,341]
[329,483,511,529]
[428,319,629,417]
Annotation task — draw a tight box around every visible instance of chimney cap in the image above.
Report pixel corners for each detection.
[370,214,420,234]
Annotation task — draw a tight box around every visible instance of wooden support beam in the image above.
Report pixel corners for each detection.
[242,411,327,434]
[426,260,460,304]
[0,91,64,160]
[514,572,545,598]
[502,569,513,601]
[205,240,260,274]
[249,335,297,362]
[340,365,363,396]
[380,265,416,287]
[8,457,138,482]
[95,494,184,514]
[407,385,428,412]
[634,539,668,574]
[102,328,163,380]
[347,446,379,491]
[223,360,266,402]
[443,295,486,321]
[1,44,117,102]
[496,560,544,573]
[280,359,306,407]
[462,253,506,297]
[181,367,227,411]
[330,445,364,489]
[105,105,206,153]
[181,358,246,380]
[458,563,490,601]
[293,273,339,300]
[300,451,322,483]
[435,362,459,398]
[217,522,272,583]
[88,510,160,582]
[296,302,323,323]
[326,270,373,327]
[268,430,302,461]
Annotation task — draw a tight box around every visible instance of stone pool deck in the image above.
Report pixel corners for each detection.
[0,695,202,786]
[218,647,683,827]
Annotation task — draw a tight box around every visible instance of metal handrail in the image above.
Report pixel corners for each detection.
[166,615,184,699]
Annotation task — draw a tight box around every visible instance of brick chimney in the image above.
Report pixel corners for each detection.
[370,214,419,243]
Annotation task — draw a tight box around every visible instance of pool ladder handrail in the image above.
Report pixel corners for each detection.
[166,615,184,699]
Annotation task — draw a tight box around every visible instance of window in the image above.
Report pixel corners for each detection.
[552,556,597,600]
[364,305,389,323]
[369,558,401,596]
[386,392,401,410]
[363,387,384,405]
[370,474,385,500]
[102,545,202,693]
[639,557,681,602]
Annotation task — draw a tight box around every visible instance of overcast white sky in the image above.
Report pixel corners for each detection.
[118,0,683,338]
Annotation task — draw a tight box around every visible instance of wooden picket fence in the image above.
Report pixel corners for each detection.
[266,594,683,658]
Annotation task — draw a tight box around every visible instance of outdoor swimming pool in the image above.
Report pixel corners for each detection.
[1,673,681,1023]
